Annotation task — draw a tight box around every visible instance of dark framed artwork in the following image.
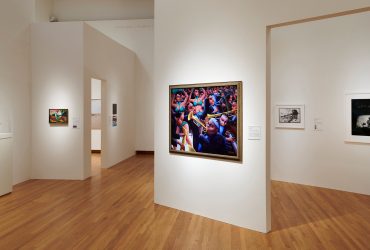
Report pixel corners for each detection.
[346,93,370,143]
[169,81,242,161]
[275,105,305,129]
[49,109,68,124]
[112,103,117,127]
[113,103,117,115]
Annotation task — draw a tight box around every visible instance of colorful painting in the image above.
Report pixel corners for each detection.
[169,81,242,161]
[49,109,68,124]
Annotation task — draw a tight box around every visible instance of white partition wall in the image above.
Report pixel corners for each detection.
[271,12,370,195]
[84,24,136,174]
[154,0,370,233]
[31,22,136,180]
[87,19,154,151]
[31,22,85,180]
[0,0,34,184]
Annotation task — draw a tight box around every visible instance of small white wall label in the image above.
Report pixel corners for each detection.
[72,117,80,129]
[248,126,262,140]
[313,118,323,131]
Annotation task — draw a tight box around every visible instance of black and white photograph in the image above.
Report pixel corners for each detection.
[351,99,370,136]
[279,108,301,123]
[275,105,305,129]
[345,93,370,144]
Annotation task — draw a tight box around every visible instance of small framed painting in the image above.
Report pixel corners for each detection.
[275,105,305,129]
[345,93,370,143]
[49,109,68,124]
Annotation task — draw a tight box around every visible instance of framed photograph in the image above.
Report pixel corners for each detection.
[345,93,370,143]
[275,105,305,129]
[112,104,118,127]
[112,115,117,127]
[169,81,242,161]
[49,109,68,124]
[113,103,117,115]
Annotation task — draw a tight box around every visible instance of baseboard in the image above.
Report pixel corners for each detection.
[136,151,154,155]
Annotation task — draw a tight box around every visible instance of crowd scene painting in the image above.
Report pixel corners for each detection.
[169,81,241,160]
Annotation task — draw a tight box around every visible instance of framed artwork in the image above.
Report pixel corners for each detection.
[275,105,305,129]
[112,104,117,127]
[49,109,68,124]
[345,93,370,143]
[169,81,242,161]
[113,103,117,115]
[112,115,117,127]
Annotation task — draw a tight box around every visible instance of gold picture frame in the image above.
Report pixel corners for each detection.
[169,81,242,161]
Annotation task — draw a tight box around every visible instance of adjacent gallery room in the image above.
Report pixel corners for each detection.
[0,0,369,249]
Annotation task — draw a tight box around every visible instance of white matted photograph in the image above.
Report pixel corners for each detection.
[345,93,370,144]
[275,105,305,129]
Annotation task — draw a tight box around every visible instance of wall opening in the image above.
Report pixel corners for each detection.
[266,7,370,202]
[91,78,102,176]
[266,7,370,230]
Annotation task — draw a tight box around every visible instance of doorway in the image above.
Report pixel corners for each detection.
[91,78,102,176]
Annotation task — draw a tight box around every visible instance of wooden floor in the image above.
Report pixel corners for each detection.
[0,155,369,249]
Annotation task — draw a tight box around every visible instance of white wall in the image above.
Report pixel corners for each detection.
[0,0,35,184]
[91,130,101,150]
[31,22,136,179]
[91,78,101,100]
[35,0,53,22]
[31,22,85,180]
[154,0,370,233]
[84,23,136,173]
[87,19,154,151]
[271,12,370,195]
[0,0,153,185]
[52,0,154,21]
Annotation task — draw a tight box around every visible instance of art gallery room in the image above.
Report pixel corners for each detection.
[1,0,370,249]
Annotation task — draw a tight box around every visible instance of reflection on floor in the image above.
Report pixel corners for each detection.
[91,152,101,176]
